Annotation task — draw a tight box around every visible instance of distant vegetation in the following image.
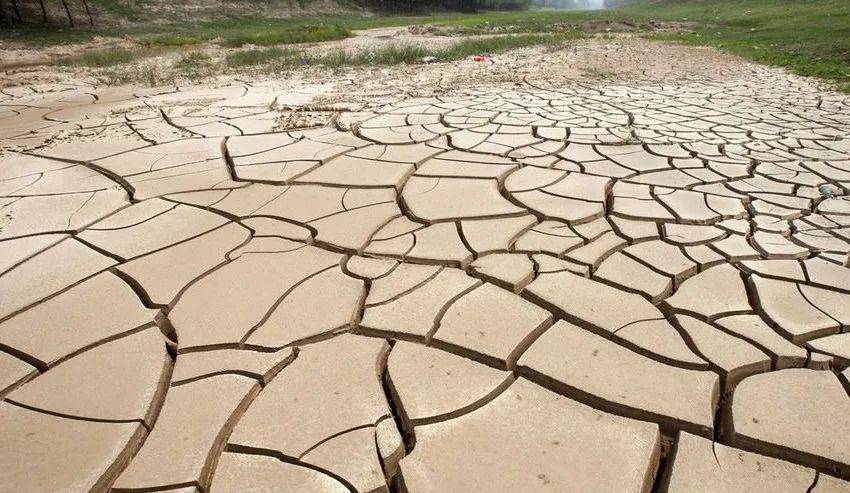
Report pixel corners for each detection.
[223,32,573,68]
[0,0,534,26]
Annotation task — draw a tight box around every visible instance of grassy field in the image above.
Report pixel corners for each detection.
[3,0,848,91]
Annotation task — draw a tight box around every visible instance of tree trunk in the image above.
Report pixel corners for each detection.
[0,0,10,27]
[81,0,94,25]
[60,0,75,26]
[9,0,20,21]
[38,0,48,22]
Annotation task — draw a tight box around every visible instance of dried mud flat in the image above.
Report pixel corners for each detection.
[1,36,850,493]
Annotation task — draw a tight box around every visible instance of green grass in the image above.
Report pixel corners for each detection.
[91,0,145,21]
[220,24,351,47]
[225,46,303,67]
[4,19,353,49]
[138,21,351,47]
[310,44,429,67]
[95,62,168,86]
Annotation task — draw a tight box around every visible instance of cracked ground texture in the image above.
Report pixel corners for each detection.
[1,54,850,493]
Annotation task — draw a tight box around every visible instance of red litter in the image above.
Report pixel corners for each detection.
[473,55,487,62]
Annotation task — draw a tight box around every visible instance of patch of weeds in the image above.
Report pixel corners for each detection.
[225,47,301,67]
[171,52,219,80]
[433,33,573,61]
[138,63,173,86]
[94,52,218,86]
[302,33,573,68]
[173,51,212,69]
[267,54,312,72]
[0,25,107,48]
[54,48,143,68]
[95,61,173,86]
[365,44,430,64]
[155,19,356,49]
[583,67,614,80]
[309,51,356,68]
[220,24,351,48]
[318,44,429,66]
[300,46,426,68]
[93,69,132,86]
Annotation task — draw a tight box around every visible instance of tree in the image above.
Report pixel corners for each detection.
[59,0,75,26]
[0,0,9,27]
[0,0,91,27]
[81,0,94,25]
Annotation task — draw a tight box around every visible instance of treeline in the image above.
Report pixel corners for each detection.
[0,0,94,26]
[0,0,536,28]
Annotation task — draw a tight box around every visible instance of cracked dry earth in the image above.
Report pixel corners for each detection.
[2,61,850,493]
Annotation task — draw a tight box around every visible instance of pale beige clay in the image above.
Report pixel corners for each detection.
[1,38,849,491]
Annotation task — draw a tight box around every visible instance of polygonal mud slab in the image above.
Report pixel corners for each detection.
[1,72,849,491]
